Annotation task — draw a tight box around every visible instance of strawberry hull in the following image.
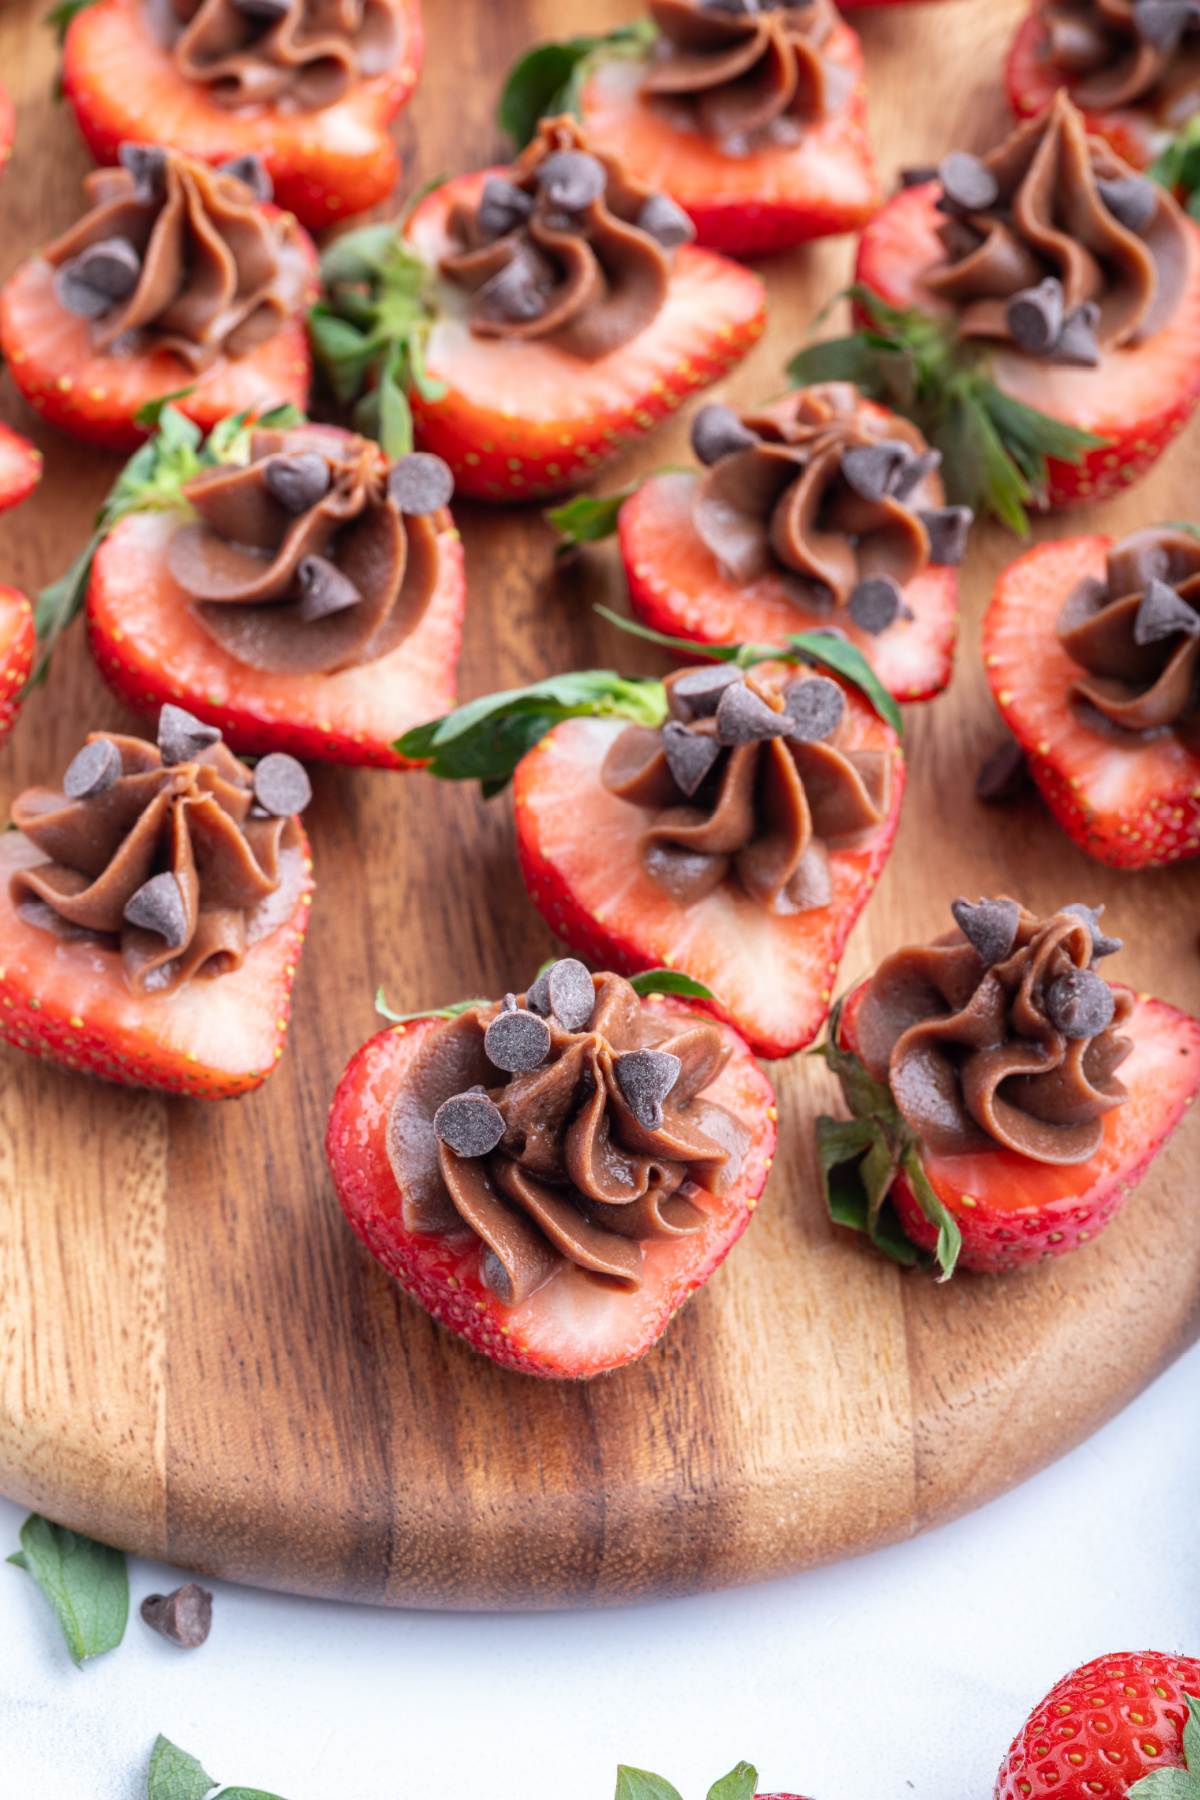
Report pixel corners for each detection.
[0,586,34,745]
[0,827,313,1098]
[578,23,880,258]
[856,182,1200,506]
[1005,11,1161,170]
[88,510,465,768]
[840,980,1200,1272]
[62,0,424,232]
[406,173,766,501]
[513,693,904,1060]
[984,535,1200,868]
[326,1004,776,1379]
[619,470,958,702]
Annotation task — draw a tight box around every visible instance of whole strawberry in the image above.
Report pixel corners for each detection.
[996,1654,1200,1800]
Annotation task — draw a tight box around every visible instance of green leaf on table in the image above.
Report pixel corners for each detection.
[499,23,657,147]
[615,1770,685,1800]
[707,1764,758,1800]
[1129,1695,1200,1800]
[628,969,714,1001]
[214,1791,290,1798]
[8,1514,128,1666]
[146,1737,218,1800]
[375,988,489,1024]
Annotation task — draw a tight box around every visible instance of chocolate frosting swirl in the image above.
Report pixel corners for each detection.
[165,428,450,675]
[43,147,309,374]
[386,967,750,1306]
[688,383,967,625]
[924,90,1189,360]
[855,900,1133,1165]
[168,0,402,111]
[601,663,892,911]
[1041,0,1200,120]
[1058,524,1200,741]
[440,116,690,361]
[10,718,309,998]
[641,0,851,143]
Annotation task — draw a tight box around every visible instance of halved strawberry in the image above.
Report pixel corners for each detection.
[0,586,35,746]
[575,17,880,258]
[326,992,775,1379]
[512,680,904,1061]
[88,509,464,767]
[832,966,1200,1274]
[1005,10,1162,171]
[0,217,317,454]
[0,424,43,516]
[856,180,1200,507]
[983,534,1200,868]
[403,171,766,502]
[61,0,424,233]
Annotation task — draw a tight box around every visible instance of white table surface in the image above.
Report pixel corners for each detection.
[2,1333,1198,1800]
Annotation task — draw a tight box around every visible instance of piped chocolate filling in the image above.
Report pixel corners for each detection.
[166,0,402,111]
[1040,0,1200,125]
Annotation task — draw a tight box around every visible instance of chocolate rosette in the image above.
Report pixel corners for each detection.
[440,114,696,360]
[641,0,852,143]
[686,383,971,633]
[10,707,311,997]
[601,662,892,912]
[169,0,402,111]
[1040,0,1200,122]
[165,429,453,674]
[922,90,1189,366]
[1058,524,1200,742]
[854,897,1132,1165]
[43,144,309,373]
[385,962,750,1305]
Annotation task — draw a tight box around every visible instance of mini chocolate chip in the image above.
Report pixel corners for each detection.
[141,1583,213,1648]
[671,664,745,715]
[849,575,909,635]
[1132,0,1200,53]
[478,253,548,322]
[536,150,607,212]
[891,447,942,503]
[1006,277,1064,355]
[124,872,189,948]
[637,191,695,248]
[1096,174,1157,234]
[614,1047,682,1131]
[118,142,167,205]
[62,737,122,801]
[217,152,273,201]
[74,236,141,299]
[976,735,1031,804]
[232,0,291,17]
[951,895,1021,968]
[919,505,973,565]
[263,452,331,515]
[1062,901,1123,961]
[477,175,534,241]
[900,165,939,188]
[1133,576,1200,644]
[937,149,999,214]
[158,703,221,765]
[1049,302,1101,367]
[253,752,312,817]
[54,264,118,319]
[662,719,722,796]
[1045,966,1116,1039]
[841,440,913,504]
[715,680,790,744]
[783,675,845,743]
[690,403,759,466]
[434,1090,506,1158]
[546,957,596,1032]
[485,1000,552,1073]
[297,555,362,622]
[387,451,454,516]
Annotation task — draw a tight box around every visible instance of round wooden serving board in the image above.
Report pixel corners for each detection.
[0,0,1198,1610]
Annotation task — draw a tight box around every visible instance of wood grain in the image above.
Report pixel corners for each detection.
[0,0,1197,1608]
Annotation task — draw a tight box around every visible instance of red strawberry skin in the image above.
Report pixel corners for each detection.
[0,586,35,746]
[62,0,424,232]
[577,18,880,258]
[984,534,1200,869]
[995,1653,1200,1800]
[405,173,766,501]
[840,978,1200,1272]
[0,81,13,183]
[0,423,43,515]
[0,221,317,453]
[856,181,1200,507]
[326,1001,776,1379]
[0,823,313,1098]
[513,679,905,1060]
[88,508,464,768]
[1006,10,1160,170]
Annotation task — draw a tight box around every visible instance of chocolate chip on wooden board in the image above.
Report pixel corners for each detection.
[141,1583,213,1648]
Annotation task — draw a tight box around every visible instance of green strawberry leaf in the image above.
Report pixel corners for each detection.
[814,1115,918,1266]
[628,969,715,1001]
[499,23,657,147]
[146,1737,218,1800]
[901,1142,961,1280]
[1151,114,1200,211]
[706,1764,758,1800]
[45,0,99,41]
[614,1770,685,1800]
[310,226,439,452]
[394,670,667,793]
[1129,1694,1200,1800]
[547,484,639,554]
[8,1515,128,1666]
[375,989,489,1023]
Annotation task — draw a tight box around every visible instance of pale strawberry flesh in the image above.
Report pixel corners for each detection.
[0,423,42,514]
